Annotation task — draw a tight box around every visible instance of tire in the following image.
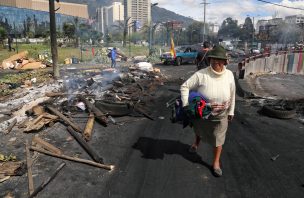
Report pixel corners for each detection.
[175,57,182,66]
[261,105,296,119]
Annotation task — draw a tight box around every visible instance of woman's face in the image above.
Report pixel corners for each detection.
[210,58,226,72]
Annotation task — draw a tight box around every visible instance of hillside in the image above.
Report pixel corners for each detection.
[152,6,195,27]
[60,0,196,26]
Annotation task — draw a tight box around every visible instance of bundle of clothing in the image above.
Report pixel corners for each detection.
[171,91,212,128]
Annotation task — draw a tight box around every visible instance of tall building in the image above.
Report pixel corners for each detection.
[0,0,89,19]
[96,2,124,35]
[124,0,151,31]
[107,2,124,28]
[96,7,105,34]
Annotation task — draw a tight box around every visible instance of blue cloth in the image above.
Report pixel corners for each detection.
[173,91,210,128]
[111,49,117,60]
[188,91,208,103]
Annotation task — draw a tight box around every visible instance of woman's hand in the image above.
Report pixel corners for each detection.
[228,115,234,121]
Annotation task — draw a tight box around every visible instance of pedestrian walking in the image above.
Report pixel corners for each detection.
[180,45,236,177]
[196,41,210,70]
[110,47,117,68]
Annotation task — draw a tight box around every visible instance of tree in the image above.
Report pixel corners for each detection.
[218,17,240,39]
[0,26,7,47]
[63,23,76,42]
[240,17,254,42]
[186,21,207,44]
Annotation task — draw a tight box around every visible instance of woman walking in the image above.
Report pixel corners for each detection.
[180,45,235,177]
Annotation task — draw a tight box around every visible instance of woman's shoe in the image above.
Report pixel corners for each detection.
[213,168,222,177]
[188,145,198,153]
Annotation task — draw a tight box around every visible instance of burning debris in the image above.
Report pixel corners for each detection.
[0,62,165,196]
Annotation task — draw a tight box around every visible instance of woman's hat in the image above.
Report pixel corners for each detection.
[208,45,227,60]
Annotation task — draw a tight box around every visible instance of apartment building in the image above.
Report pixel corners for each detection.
[124,0,151,31]
[96,2,124,35]
[285,14,304,24]
[0,0,89,19]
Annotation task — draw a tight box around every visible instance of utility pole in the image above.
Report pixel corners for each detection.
[49,0,59,79]
[252,17,255,48]
[201,0,210,42]
[149,3,158,56]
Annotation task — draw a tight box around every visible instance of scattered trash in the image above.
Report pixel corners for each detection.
[76,102,86,111]
[0,176,10,183]
[1,51,50,70]
[8,137,17,142]
[136,62,153,72]
[271,154,280,161]
[0,63,165,193]
[0,153,17,162]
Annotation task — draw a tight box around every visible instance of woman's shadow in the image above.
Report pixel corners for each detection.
[132,137,212,172]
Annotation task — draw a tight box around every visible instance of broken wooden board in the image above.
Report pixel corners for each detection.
[47,106,83,133]
[80,97,108,126]
[3,51,28,62]
[32,136,62,155]
[30,146,114,170]
[0,161,26,176]
[23,113,58,133]
[13,97,50,117]
[18,62,46,70]
[83,113,95,141]
[26,140,34,195]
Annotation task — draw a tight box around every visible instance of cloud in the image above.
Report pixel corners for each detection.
[152,0,304,25]
[261,0,304,18]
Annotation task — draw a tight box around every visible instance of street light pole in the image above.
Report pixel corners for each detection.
[252,16,255,48]
[201,0,209,42]
[149,3,158,55]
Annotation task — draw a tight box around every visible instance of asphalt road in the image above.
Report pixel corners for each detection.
[1,63,304,198]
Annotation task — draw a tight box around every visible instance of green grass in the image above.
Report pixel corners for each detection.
[0,43,168,64]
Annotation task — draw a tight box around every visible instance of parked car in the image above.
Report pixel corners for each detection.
[160,46,198,66]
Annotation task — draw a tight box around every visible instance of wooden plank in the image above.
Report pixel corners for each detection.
[0,161,26,176]
[47,106,83,133]
[30,146,114,171]
[80,96,108,126]
[32,137,62,155]
[4,51,28,62]
[83,113,95,141]
[5,118,17,134]
[25,140,34,196]
[67,126,103,163]
[28,163,66,198]
[18,62,45,70]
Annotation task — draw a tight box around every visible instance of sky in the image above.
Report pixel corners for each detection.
[151,0,304,25]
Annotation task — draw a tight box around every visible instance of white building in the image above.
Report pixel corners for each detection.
[107,2,124,28]
[124,0,151,32]
[256,20,268,33]
[285,14,304,24]
[96,2,124,35]
[209,23,219,33]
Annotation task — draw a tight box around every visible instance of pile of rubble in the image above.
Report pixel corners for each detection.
[1,51,51,70]
[0,63,165,196]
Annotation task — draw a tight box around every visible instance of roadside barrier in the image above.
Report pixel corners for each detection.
[239,51,304,79]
